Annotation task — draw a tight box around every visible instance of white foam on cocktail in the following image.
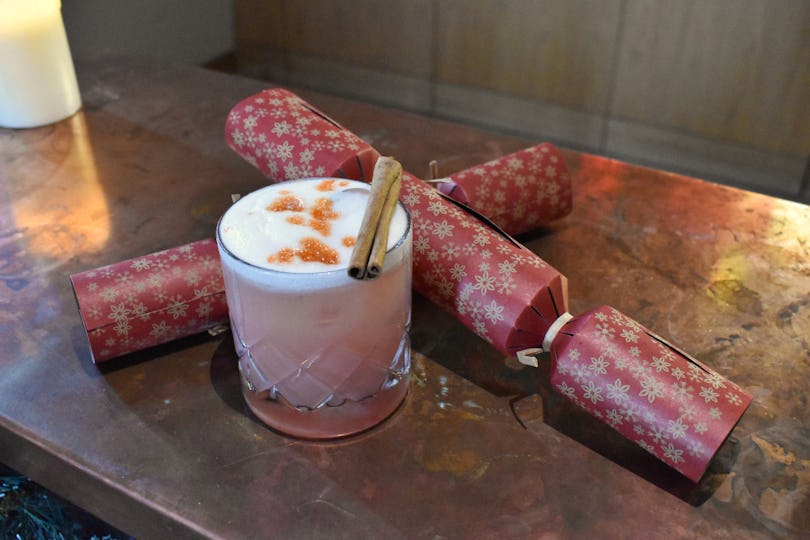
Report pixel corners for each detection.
[218,178,409,290]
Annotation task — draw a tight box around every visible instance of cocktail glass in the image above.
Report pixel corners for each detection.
[216,179,412,438]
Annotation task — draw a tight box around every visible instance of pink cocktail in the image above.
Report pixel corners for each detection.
[217,178,412,438]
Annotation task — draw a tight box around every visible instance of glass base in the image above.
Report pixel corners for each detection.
[241,371,409,440]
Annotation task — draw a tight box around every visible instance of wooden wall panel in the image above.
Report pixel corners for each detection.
[234,0,286,48]
[435,0,622,113]
[236,0,434,78]
[612,0,810,156]
[232,0,810,199]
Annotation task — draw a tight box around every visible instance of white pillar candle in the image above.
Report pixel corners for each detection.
[0,0,81,128]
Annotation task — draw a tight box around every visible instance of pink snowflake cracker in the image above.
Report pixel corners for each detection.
[438,144,573,235]
[548,306,752,482]
[224,88,379,183]
[70,239,229,363]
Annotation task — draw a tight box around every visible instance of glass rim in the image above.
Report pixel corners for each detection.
[216,179,412,277]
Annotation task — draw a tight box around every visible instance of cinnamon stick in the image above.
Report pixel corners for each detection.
[348,156,403,279]
[367,172,402,278]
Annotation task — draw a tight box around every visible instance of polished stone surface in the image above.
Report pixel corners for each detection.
[0,57,808,538]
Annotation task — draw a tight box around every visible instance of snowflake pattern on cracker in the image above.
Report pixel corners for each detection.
[440,143,572,235]
[225,88,378,182]
[71,239,228,363]
[549,306,751,482]
[400,171,566,352]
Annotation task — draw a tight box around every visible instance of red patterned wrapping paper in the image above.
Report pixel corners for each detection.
[547,306,751,482]
[438,143,572,235]
[70,239,228,363]
[400,171,566,354]
[225,88,572,235]
[225,89,378,182]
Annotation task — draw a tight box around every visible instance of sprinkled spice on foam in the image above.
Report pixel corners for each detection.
[266,238,339,265]
[299,237,339,264]
[311,198,339,221]
[316,179,335,191]
[267,247,296,264]
[262,189,348,264]
[308,218,330,236]
[267,194,304,212]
